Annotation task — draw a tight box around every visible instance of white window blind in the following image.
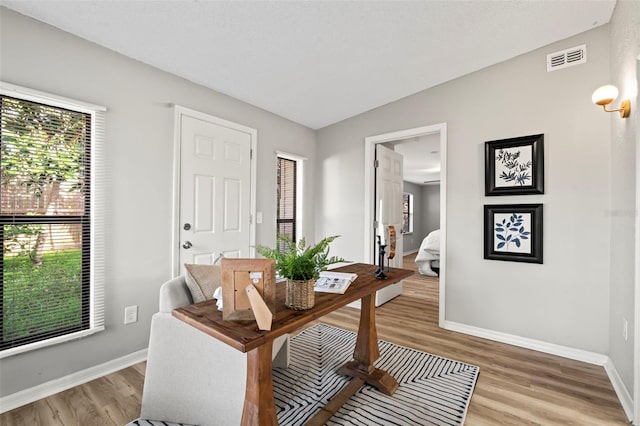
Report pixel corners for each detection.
[0,82,105,357]
[277,156,297,251]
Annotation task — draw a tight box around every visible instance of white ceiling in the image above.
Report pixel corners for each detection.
[387,135,441,185]
[1,0,616,131]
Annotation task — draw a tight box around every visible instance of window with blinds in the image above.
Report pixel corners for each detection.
[276,157,296,251]
[402,192,413,234]
[0,86,105,356]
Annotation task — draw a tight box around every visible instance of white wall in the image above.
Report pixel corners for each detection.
[608,0,639,398]
[0,8,316,397]
[316,25,612,356]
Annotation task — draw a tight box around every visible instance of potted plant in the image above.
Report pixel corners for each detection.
[256,235,345,310]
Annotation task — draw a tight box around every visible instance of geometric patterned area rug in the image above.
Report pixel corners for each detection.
[274,323,479,426]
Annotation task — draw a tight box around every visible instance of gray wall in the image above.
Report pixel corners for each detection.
[0,8,316,396]
[421,184,440,237]
[402,182,441,255]
[608,0,639,397]
[316,24,612,358]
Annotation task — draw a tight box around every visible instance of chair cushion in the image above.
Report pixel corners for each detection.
[184,264,222,302]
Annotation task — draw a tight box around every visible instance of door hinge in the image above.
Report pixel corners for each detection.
[374,160,379,168]
[250,149,253,160]
[249,213,253,225]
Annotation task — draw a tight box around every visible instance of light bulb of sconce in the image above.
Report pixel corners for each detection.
[592,84,618,106]
[591,84,631,118]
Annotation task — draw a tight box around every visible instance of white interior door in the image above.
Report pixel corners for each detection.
[177,113,253,273]
[375,144,404,305]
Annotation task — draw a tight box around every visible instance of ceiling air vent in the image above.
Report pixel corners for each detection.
[546,44,586,72]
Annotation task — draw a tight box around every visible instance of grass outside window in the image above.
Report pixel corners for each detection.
[2,249,82,342]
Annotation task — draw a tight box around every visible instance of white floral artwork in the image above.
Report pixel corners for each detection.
[494,146,533,188]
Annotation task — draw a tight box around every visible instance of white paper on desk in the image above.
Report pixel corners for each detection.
[213,286,223,311]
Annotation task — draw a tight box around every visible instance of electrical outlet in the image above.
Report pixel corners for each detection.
[124,305,138,324]
[622,318,628,341]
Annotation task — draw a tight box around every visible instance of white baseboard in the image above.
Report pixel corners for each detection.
[603,358,634,422]
[442,320,608,365]
[403,249,418,256]
[443,320,636,422]
[0,348,148,413]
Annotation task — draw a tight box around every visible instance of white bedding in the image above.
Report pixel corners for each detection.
[415,229,440,276]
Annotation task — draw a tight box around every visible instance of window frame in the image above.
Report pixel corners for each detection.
[276,156,297,247]
[402,192,414,234]
[275,151,305,248]
[0,82,105,358]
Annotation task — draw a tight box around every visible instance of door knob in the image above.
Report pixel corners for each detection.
[182,241,192,249]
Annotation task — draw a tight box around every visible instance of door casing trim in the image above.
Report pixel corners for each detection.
[172,105,257,277]
[363,123,447,326]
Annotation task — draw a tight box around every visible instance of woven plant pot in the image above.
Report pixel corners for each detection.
[285,279,315,310]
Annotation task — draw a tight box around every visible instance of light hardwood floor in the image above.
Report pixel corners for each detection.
[1,255,630,425]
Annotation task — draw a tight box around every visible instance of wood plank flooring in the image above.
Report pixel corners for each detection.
[1,255,629,425]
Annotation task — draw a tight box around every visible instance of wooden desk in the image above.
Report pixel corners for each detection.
[173,263,413,425]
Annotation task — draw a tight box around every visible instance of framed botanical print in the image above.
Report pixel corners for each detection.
[484,204,543,263]
[485,134,544,196]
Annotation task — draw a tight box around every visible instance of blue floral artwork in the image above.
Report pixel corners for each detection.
[495,146,533,188]
[494,212,532,254]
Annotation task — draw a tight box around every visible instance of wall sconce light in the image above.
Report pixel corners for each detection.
[592,85,631,118]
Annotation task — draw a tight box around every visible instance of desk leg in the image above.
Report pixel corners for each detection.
[337,294,398,396]
[241,340,278,425]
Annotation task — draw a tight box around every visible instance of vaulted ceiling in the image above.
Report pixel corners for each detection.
[1,1,616,130]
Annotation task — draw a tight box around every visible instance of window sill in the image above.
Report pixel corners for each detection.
[0,326,105,359]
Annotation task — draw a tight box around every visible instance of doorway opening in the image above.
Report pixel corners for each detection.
[363,123,447,326]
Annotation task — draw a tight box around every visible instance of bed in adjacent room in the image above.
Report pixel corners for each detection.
[415,229,440,276]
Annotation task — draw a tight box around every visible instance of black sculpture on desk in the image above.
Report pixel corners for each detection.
[374,235,388,279]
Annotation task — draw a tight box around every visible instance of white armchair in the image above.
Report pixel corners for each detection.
[139,276,289,426]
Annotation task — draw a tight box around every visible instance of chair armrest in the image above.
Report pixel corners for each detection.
[159,276,193,312]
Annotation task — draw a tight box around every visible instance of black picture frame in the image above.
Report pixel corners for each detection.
[484,204,543,263]
[485,134,544,196]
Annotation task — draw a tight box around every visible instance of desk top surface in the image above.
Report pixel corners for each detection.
[172,263,413,352]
